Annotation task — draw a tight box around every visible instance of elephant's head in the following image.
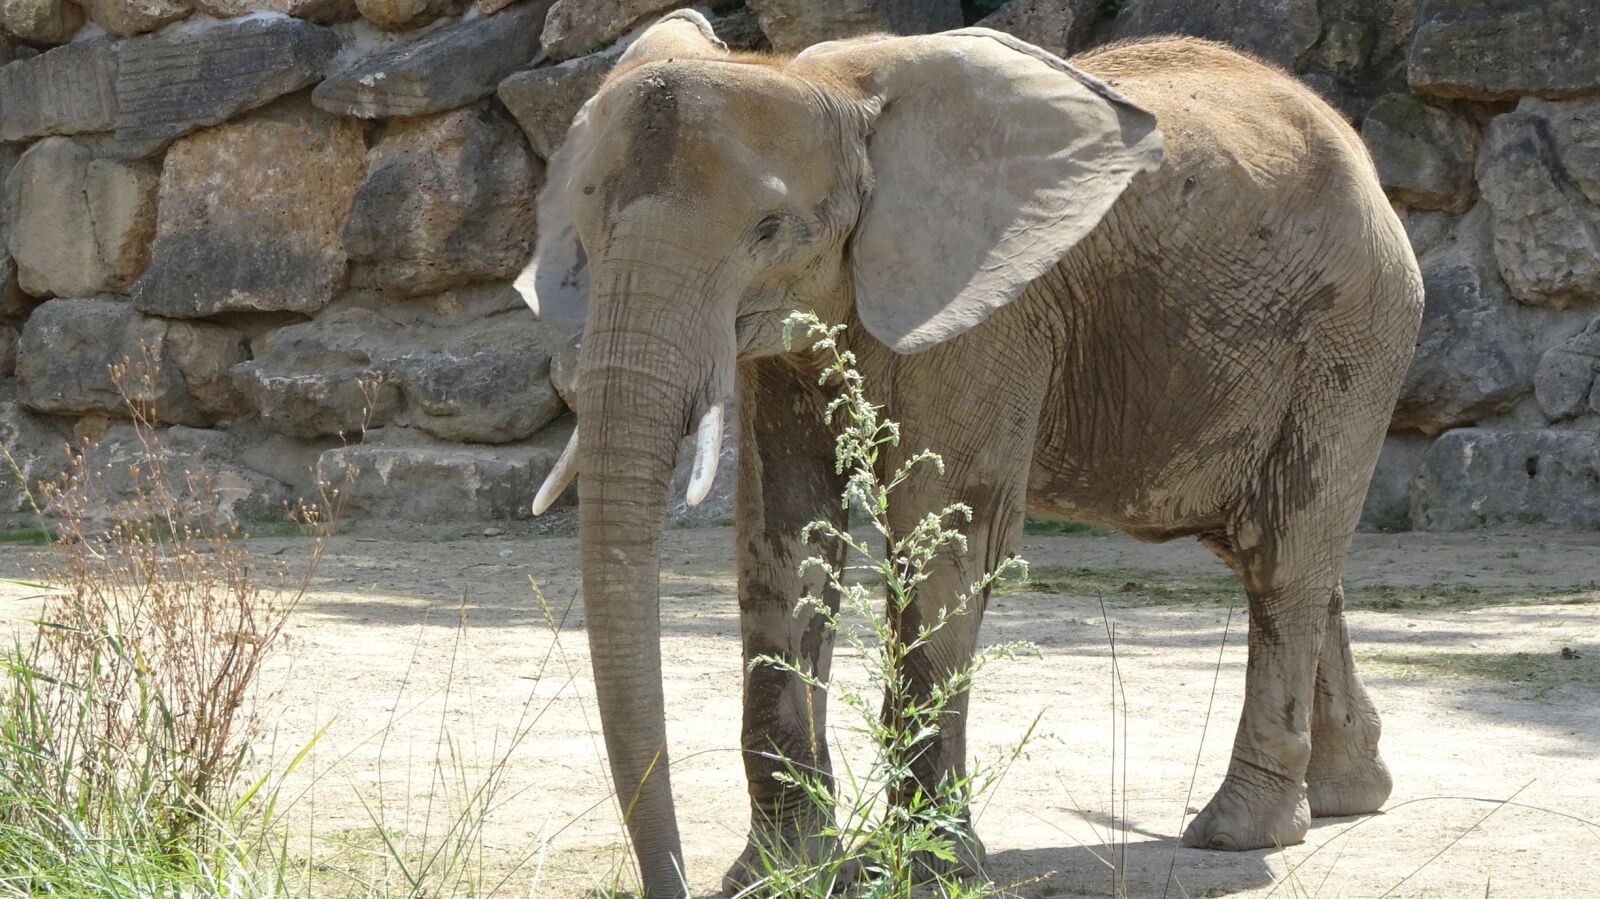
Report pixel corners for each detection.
[517,10,1161,890]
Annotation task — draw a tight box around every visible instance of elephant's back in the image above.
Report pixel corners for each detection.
[1022,38,1421,535]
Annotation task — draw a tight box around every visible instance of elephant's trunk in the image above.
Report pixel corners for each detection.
[572,272,726,897]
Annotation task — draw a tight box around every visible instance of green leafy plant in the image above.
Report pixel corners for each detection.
[739,313,1034,897]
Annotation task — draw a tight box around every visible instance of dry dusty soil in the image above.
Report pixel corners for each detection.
[3,524,1598,898]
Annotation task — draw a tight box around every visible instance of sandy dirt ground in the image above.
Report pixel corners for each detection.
[2,524,1598,898]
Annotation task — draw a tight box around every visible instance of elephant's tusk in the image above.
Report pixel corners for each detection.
[685,401,723,507]
[531,428,579,516]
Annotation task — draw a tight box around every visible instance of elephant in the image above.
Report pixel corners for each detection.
[518,10,1424,897]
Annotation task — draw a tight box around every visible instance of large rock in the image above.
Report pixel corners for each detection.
[1108,0,1320,68]
[0,39,118,143]
[0,320,17,376]
[976,0,1098,58]
[1409,0,1600,101]
[389,334,564,443]
[5,138,159,298]
[315,431,566,520]
[1476,104,1600,309]
[1534,315,1600,421]
[497,42,621,160]
[1392,204,1568,434]
[55,423,290,525]
[114,16,340,152]
[1410,428,1600,529]
[1360,93,1478,213]
[233,287,560,442]
[16,297,247,426]
[1522,98,1600,208]
[230,307,405,439]
[344,104,540,297]
[354,0,463,31]
[0,146,20,318]
[0,382,72,514]
[79,0,187,36]
[132,100,365,318]
[749,0,961,54]
[542,0,700,61]
[1358,430,1431,532]
[0,0,82,44]
[189,0,356,20]
[313,0,551,117]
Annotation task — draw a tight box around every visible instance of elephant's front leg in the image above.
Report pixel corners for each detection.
[877,405,1033,883]
[723,358,849,896]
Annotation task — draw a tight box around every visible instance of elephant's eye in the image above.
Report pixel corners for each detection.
[754,215,784,243]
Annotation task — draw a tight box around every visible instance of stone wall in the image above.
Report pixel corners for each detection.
[0,0,1595,529]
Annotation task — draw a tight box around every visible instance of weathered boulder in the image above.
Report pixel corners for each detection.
[234,290,563,443]
[344,105,539,297]
[58,423,290,525]
[313,0,552,117]
[0,146,21,319]
[1358,430,1431,531]
[497,41,621,160]
[390,334,564,443]
[1392,204,1564,434]
[542,0,698,60]
[354,0,463,31]
[16,297,247,426]
[114,16,340,153]
[709,4,768,51]
[976,0,1097,58]
[315,429,566,520]
[1535,315,1600,421]
[1410,428,1600,529]
[0,382,72,514]
[230,308,405,439]
[1398,207,1459,260]
[0,0,82,44]
[79,0,187,36]
[1522,98,1600,208]
[189,0,356,21]
[133,100,365,318]
[163,319,252,419]
[1409,0,1600,101]
[1360,93,1477,212]
[0,39,118,143]
[749,0,960,54]
[1108,0,1320,68]
[5,138,159,298]
[1476,105,1600,308]
[0,321,15,376]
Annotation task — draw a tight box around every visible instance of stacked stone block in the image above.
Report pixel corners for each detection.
[0,0,1594,529]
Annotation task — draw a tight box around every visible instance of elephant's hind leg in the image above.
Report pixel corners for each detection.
[1181,543,1326,852]
[1305,583,1392,817]
[1183,385,1384,849]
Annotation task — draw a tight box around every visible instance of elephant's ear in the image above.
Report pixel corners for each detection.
[514,10,728,322]
[801,28,1163,353]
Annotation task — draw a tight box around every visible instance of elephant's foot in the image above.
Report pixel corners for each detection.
[1182,774,1309,851]
[1306,751,1392,818]
[721,827,849,897]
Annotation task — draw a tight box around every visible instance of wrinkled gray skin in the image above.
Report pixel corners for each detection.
[519,12,1424,897]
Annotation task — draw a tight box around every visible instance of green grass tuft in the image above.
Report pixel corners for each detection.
[1022,518,1112,537]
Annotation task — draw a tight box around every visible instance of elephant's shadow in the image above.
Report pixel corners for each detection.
[980,840,1278,898]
